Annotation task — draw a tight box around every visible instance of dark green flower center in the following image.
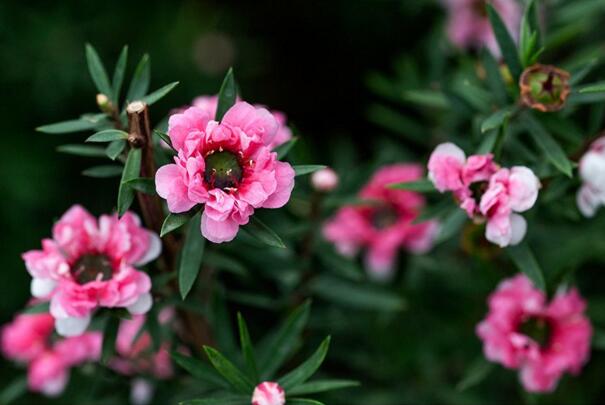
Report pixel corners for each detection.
[519,316,552,348]
[470,181,489,203]
[71,254,113,284]
[204,150,244,191]
[372,206,399,230]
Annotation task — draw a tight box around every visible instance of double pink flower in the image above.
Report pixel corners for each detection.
[477,274,592,392]
[22,205,160,336]
[155,101,295,243]
[428,142,540,247]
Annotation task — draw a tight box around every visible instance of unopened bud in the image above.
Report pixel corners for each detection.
[251,382,285,405]
[520,64,570,112]
[311,167,339,192]
[96,93,113,114]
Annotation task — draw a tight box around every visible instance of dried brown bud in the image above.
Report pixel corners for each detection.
[519,64,571,112]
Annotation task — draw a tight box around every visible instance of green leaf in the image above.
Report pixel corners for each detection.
[288,379,359,396]
[293,165,326,176]
[279,336,331,390]
[106,140,126,160]
[274,137,299,160]
[37,118,100,134]
[507,243,546,291]
[57,144,107,158]
[101,315,120,364]
[435,209,467,244]
[124,177,156,195]
[258,301,311,379]
[480,49,507,105]
[287,399,325,405]
[388,179,436,192]
[86,129,129,143]
[237,313,259,383]
[22,302,50,314]
[161,212,194,237]
[112,45,128,104]
[82,165,123,178]
[456,357,494,391]
[171,351,228,388]
[521,112,573,177]
[117,148,142,216]
[0,377,27,404]
[481,107,513,133]
[487,4,522,80]
[179,213,205,299]
[180,396,249,405]
[203,346,254,394]
[215,67,237,121]
[155,130,175,150]
[140,81,179,106]
[126,54,150,101]
[579,83,605,94]
[85,44,113,99]
[402,89,448,109]
[241,216,286,248]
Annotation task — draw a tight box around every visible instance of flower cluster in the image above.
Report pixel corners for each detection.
[156,101,295,243]
[323,164,439,278]
[22,205,160,336]
[1,309,101,396]
[477,275,592,392]
[577,136,605,217]
[428,143,540,247]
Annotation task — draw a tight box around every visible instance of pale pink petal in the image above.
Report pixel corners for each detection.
[262,161,295,209]
[201,212,240,243]
[508,166,540,212]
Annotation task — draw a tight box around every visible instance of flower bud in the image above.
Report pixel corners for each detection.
[96,93,114,114]
[311,167,339,192]
[252,382,285,405]
[519,64,570,112]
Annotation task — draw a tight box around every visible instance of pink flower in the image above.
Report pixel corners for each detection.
[428,143,539,247]
[22,205,160,336]
[477,274,592,393]
[311,167,339,192]
[443,0,522,57]
[252,381,286,405]
[156,102,295,243]
[323,164,439,279]
[577,137,605,217]
[2,308,101,397]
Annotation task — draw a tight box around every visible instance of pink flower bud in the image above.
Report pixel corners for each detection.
[311,167,339,192]
[251,381,285,405]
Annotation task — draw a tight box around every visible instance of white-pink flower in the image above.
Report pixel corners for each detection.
[477,274,592,393]
[577,136,605,217]
[251,381,286,405]
[311,167,339,192]
[156,102,295,243]
[22,205,160,336]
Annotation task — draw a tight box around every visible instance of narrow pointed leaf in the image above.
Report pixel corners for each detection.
[155,130,175,150]
[126,54,150,101]
[279,336,331,390]
[101,315,120,364]
[456,357,494,391]
[579,83,605,94]
[507,243,546,291]
[85,44,113,98]
[37,118,99,134]
[237,313,259,382]
[293,165,326,176]
[112,45,128,104]
[242,216,286,248]
[287,379,359,396]
[179,213,205,299]
[435,209,467,244]
[86,129,128,143]
[22,302,50,314]
[388,179,436,192]
[274,137,299,159]
[117,148,142,216]
[82,165,124,178]
[180,396,249,405]
[140,81,179,106]
[124,177,156,194]
[0,377,27,404]
[171,351,228,388]
[481,107,513,133]
[106,140,126,160]
[480,49,507,105]
[487,4,522,80]
[286,399,325,405]
[215,68,237,121]
[203,346,254,394]
[161,212,194,237]
[57,144,107,158]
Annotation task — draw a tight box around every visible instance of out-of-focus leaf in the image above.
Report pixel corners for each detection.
[180,396,249,405]
[288,379,360,396]
[507,243,546,291]
[86,129,128,143]
[0,377,27,404]
[203,346,254,394]
[287,399,325,405]
[161,212,194,237]
[140,81,179,106]
[579,83,605,94]
[126,54,150,101]
[242,217,286,249]
[237,313,259,383]
[216,68,237,121]
[275,137,299,159]
[204,251,249,278]
[171,351,228,388]
[85,43,113,99]
[279,336,331,390]
[22,302,50,314]
[367,104,426,145]
[37,118,100,134]
[293,165,327,176]
[487,4,522,80]
[117,147,142,216]
[570,58,599,86]
[435,209,467,244]
[388,179,436,192]
[154,130,175,150]
[124,177,156,195]
[57,144,107,158]
[481,107,513,133]
[106,140,126,160]
[179,213,205,300]
[481,49,507,105]
[101,315,120,364]
[316,246,363,281]
[112,45,128,104]
[475,129,498,154]
[402,90,448,109]
[82,165,123,178]
[456,357,494,391]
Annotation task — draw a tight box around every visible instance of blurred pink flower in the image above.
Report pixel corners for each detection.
[443,0,522,57]
[477,274,592,393]
[1,309,101,397]
[156,102,295,243]
[22,205,160,336]
[252,381,286,405]
[311,167,339,192]
[323,164,439,279]
[428,143,539,247]
[577,137,605,217]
